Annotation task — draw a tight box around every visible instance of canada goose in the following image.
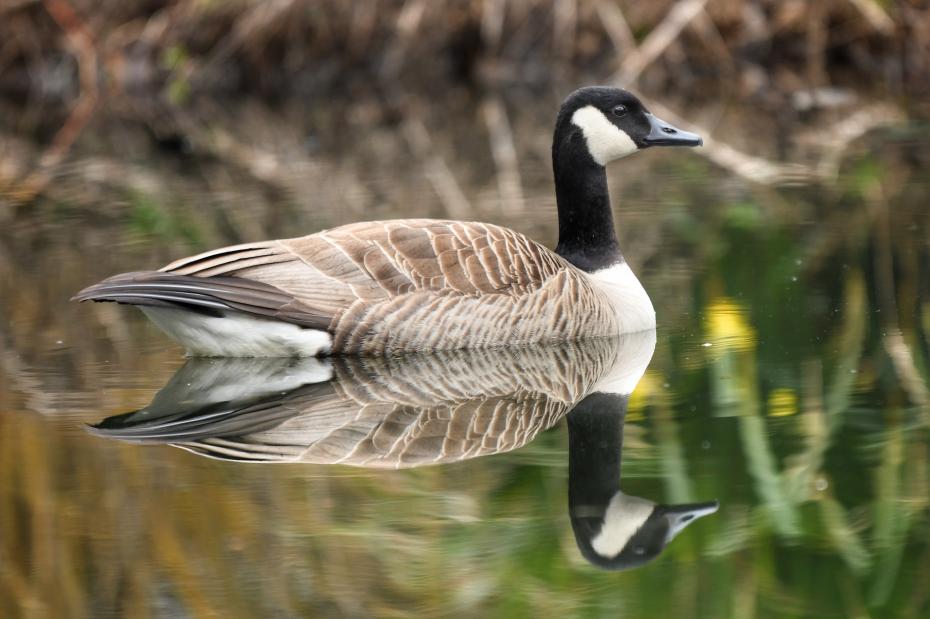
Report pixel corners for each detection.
[567,397,718,570]
[89,332,655,465]
[74,87,701,356]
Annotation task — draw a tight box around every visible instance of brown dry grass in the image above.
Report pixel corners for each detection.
[0,0,926,102]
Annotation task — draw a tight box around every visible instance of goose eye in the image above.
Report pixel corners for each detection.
[612,104,628,117]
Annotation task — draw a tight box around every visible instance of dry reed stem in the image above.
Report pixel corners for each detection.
[882,332,930,414]
[552,0,578,60]
[589,0,910,186]
[481,96,524,214]
[813,104,906,179]
[869,179,930,421]
[381,0,428,79]
[401,116,473,220]
[482,0,507,51]
[599,0,815,186]
[643,99,811,184]
[698,137,810,185]
[805,1,828,87]
[594,0,635,56]
[848,0,895,35]
[691,8,735,71]
[0,323,57,416]
[647,97,906,186]
[0,0,37,13]
[198,0,297,77]
[611,0,709,86]
[6,0,98,204]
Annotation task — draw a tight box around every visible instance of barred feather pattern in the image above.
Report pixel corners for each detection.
[93,337,634,467]
[161,219,620,354]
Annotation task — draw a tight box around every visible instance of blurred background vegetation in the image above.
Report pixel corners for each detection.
[1,0,929,617]
[2,0,929,210]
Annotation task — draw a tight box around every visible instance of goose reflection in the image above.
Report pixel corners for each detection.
[91,330,717,569]
[567,397,718,570]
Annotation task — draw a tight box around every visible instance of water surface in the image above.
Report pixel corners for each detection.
[1,103,929,618]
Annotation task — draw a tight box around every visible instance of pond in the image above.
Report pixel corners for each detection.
[1,97,929,617]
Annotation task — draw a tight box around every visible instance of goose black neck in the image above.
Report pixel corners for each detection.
[567,393,628,509]
[552,140,622,272]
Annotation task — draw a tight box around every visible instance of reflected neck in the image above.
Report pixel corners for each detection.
[552,139,622,273]
[567,394,628,510]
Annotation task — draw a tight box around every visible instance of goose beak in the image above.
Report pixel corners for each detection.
[662,500,719,542]
[642,114,703,147]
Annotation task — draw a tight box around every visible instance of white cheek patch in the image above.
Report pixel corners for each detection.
[591,491,655,557]
[571,105,638,165]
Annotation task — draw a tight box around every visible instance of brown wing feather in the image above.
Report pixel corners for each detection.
[160,240,292,275]
[144,219,617,353]
[278,220,568,297]
[73,271,331,328]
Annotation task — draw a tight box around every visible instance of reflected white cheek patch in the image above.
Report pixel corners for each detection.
[591,491,655,557]
[571,106,638,165]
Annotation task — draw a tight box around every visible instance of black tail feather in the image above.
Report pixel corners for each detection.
[72,271,330,328]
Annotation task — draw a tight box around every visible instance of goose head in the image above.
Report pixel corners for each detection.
[571,493,719,570]
[554,87,702,167]
[551,88,702,272]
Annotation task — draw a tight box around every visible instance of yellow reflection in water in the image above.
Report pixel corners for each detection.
[705,298,755,353]
[766,388,798,417]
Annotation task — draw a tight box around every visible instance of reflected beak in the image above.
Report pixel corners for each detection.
[663,500,719,542]
[642,114,703,147]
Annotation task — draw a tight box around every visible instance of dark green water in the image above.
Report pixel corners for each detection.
[1,102,928,618]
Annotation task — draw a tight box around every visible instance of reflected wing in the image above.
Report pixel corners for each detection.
[90,337,638,467]
[180,394,566,466]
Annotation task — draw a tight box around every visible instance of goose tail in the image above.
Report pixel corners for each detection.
[72,271,334,356]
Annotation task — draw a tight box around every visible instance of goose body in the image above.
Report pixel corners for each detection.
[75,87,700,356]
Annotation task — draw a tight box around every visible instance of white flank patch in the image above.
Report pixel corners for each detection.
[142,307,332,357]
[591,491,656,558]
[592,328,656,395]
[187,359,333,403]
[142,357,333,422]
[571,105,638,165]
[587,262,656,335]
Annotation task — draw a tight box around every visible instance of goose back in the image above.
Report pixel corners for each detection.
[157,219,620,354]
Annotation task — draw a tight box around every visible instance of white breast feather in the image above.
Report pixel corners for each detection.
[592,328,656,395]
[142,308,332,357]
[586,262,656,335]
[571,106,638,165]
